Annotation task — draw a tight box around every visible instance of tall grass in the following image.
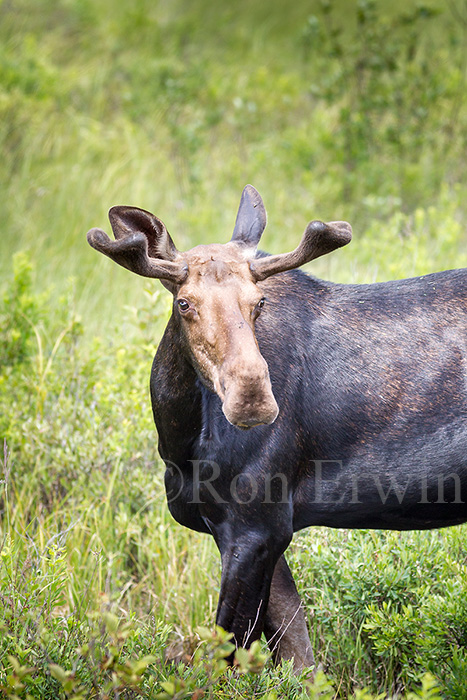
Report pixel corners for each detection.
[1,0,467,697]
[1,0,466,327]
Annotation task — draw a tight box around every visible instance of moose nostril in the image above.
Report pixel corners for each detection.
[238,419,260,429]
[233,408,278,429]
[238,415,275,429]
[221,393,279,429]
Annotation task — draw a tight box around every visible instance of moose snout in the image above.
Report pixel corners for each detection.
[220,363,279,429]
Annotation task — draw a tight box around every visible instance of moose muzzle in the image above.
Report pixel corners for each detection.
[219,359,279,429]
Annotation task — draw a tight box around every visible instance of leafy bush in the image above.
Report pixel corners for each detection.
[1,0,467,696]
[289,527,467,696]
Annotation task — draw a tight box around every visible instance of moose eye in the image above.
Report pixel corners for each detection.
[253,297,266,319]
[177,299,191,313]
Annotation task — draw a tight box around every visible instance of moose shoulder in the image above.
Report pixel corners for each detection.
[87,185,467,671]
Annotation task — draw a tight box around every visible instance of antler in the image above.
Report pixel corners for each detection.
[249,220,352,281]
[86,206,188,283]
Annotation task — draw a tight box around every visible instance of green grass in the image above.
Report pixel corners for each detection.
[1,0,467,697]
[1,0,466,326]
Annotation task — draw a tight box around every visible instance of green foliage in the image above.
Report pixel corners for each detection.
[0,234,459,700]
[302,0,449,202]
[0,0,466,326]
[0,253,44,368]
[289,527,467,696]
[154,626,269,700]
[1,0,467,697]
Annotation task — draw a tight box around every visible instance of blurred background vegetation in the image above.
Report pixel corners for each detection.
[1,0,467,697]
[2,0,466,325]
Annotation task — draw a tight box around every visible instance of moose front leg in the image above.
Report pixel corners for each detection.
[215,529,291,650]
[263,554,315,672]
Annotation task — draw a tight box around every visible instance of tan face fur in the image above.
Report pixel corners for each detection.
[174,242,279,429]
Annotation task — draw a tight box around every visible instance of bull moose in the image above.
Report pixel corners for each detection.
[87,185,467,671]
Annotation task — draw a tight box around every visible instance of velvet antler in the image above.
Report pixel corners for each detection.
[249,220,352,281]
[86,205,187,283]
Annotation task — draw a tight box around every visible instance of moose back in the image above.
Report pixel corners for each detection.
[87,185,467,670]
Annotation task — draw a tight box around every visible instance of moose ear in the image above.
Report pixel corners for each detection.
[86,206,187,284]
[230,185,267,248]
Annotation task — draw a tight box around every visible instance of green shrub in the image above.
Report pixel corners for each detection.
[1,1,467,696]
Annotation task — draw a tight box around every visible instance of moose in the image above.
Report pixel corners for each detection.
[87,185,467,671]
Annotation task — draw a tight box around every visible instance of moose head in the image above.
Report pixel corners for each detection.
[87,186,352,429]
